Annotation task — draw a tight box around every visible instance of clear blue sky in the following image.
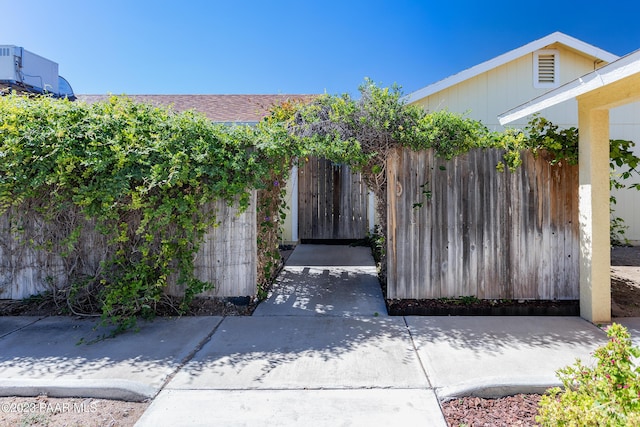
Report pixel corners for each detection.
[2,0,640,96]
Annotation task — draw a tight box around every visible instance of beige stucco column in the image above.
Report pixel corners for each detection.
[577,103,611,323]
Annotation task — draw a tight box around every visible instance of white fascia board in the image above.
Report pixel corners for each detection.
[498,49,640,125]
[404,32,619,104]
[552,32,619,63]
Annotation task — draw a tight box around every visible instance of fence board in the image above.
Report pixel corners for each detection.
[298,157,369,240]
[177,192,256,297]
[0,194,257,300]
[387,148,579,300]
[0,206,105,300]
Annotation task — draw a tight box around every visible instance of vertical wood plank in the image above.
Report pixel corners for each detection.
[298,156,369,240]
[385,148,579,301]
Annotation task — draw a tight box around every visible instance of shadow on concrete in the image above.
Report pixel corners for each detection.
[254,266,386,317]
[168,316,427,390]
[284,244,376,267]
[0,316,222,400]
[406,316,607,355]
[611,246,640,266]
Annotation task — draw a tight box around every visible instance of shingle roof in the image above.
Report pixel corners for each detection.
[76,94,317,123]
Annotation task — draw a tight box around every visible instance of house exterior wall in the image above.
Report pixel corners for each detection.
[280,169,296,244]
[610,103,640,242]
[410,43,640,242]
[411,44,598,130]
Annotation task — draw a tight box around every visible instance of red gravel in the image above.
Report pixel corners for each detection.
[441,394,542,426]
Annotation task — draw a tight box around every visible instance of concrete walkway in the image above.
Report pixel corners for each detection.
[253,244,387,317]
[0,244,638,426]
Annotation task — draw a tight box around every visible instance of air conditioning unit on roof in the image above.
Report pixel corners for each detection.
[0,45,59,95]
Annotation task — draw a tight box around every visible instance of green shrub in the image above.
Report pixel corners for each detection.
[536,323,640,426]
[0,94,262,332]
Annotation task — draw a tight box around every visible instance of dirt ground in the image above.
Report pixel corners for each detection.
[610,245,640,317]
[0,396,148,427]
[0,246,638,426]
[387,246,640,318]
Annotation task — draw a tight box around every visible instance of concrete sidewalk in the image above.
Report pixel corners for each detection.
[0,316,223,401]
[0,244,638,426]
[253,244,386,317]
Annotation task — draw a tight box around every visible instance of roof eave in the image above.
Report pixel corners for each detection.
[498,48,640,125]
[404,32,619,104]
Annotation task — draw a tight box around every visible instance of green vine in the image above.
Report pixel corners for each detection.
[253,99,309,296]
[2,81,639,333]
[524,115,579,165]
[0,94,261,332]
[284,83,640,249]
[523,116,640,245]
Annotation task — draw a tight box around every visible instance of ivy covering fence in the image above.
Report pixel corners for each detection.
[1,80,638,332]
[0,95,269,331]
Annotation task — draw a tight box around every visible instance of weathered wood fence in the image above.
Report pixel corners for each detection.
[387,148,579,300]
[298,156,369,240]
[3,147,581,303]
[0,193,257,300]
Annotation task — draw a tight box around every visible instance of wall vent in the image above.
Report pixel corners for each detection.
[534,49,559,88]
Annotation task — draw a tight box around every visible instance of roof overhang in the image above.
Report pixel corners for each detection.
[404,32,619,105]
[498,48,640,125]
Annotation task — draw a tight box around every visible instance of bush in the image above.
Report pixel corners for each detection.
[0,95,261,332]
[536,323,640,426]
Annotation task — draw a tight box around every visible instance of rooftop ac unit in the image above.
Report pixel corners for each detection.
[0,45,59,95]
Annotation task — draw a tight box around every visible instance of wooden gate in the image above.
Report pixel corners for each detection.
[298,157,369,240]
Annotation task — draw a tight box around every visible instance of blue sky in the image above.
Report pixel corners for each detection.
[2,0,640,97]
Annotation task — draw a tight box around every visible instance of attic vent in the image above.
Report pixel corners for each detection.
[538,54,555,82]
[0,47,10,56]
[534,49,559,88]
